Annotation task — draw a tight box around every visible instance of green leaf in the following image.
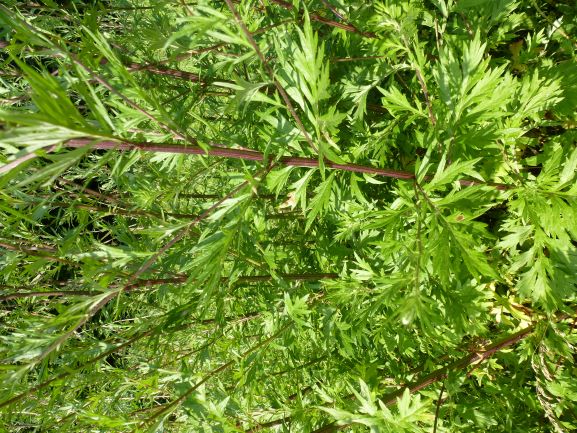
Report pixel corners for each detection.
[426,156,483,190]
[305,171,335,231]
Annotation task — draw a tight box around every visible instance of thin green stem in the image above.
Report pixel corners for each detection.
[139,321,293,428]
[224,0,319,155]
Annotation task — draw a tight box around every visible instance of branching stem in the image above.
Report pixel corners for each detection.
[224,0,319,155]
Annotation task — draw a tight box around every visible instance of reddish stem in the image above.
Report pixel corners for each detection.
[64,138,508,189]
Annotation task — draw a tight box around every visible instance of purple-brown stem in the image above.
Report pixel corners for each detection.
[0,290,96,302]
[64,138,508,189]
[268,0,376,38]
[308,324,538,433]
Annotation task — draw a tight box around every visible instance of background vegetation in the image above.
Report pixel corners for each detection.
[1,0,576,431]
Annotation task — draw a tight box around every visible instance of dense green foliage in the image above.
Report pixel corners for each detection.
[1,0,577,431]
